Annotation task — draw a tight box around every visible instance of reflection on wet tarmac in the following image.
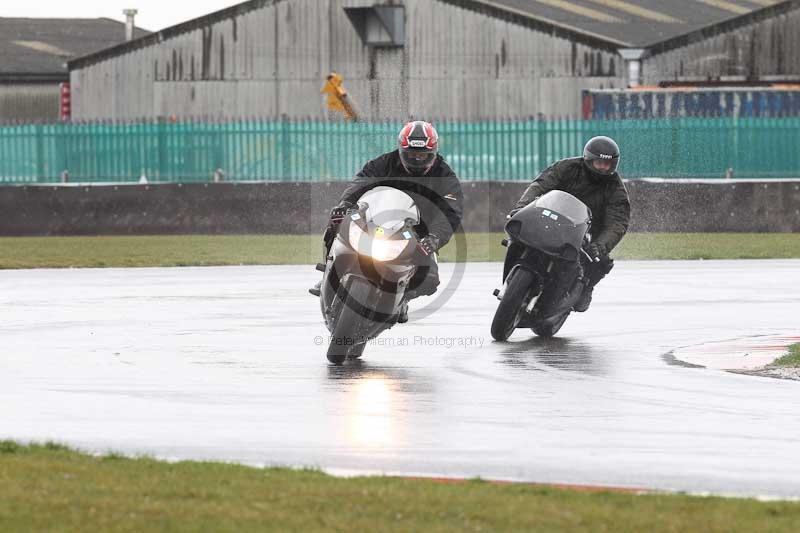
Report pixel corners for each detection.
[346,377,395,447]
[498,337,607,376]
[325,362,433,450]
[327,360,435,394]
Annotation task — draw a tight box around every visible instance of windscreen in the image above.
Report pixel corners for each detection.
[532,190,591,224]
[359,186,420,231]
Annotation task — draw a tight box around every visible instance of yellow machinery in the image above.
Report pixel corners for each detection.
[321,73,358,121]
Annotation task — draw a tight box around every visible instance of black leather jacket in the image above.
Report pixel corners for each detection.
[516,157,631,252]
[338,150,464,248]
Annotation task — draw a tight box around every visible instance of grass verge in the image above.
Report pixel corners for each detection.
[0,232,799,269]
[773,343,800,368]
[1,442,799,532]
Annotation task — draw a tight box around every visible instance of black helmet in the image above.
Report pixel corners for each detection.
[583,136,620,178]
[399,121,439,175]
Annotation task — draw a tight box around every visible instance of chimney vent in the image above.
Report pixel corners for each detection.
[619,48,646,88]
[123,9,138,41]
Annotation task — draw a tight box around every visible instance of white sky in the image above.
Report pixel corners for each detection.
[0,1,245,32]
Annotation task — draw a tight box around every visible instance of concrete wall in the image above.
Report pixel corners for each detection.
[1,181,798,236]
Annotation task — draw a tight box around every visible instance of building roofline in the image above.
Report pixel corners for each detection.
[69,0,629,71]
[645,0,800,57]
[68,0,285,71]
[96,16,150,30]
[0,72,68,83]
[445,0,800,54]
[435,0,631,51]
[65,0,800,71]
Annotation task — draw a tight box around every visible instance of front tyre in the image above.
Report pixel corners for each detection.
[327,279,373,364]
[491,268,535,342]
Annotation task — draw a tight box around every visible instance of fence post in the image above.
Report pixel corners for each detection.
[280,115,290,179]
[54,122,67,184]
[669,117,680,175]
[215,118,226,182]
[35,124,45,180]
[157,117,166,181]
[536,117,547,173]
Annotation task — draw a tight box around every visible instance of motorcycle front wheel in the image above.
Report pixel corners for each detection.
[327,278,373,364]
[490,268,535,342]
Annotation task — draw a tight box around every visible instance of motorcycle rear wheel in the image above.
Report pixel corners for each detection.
[531,311,570,338]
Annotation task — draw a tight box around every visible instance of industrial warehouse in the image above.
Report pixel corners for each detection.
[67,0,800,121]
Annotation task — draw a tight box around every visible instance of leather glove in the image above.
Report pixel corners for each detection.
[584,242,607,263]
[329,202,355,224]
[418,234,440,256]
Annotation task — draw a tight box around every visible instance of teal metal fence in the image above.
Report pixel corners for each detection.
[0,117,798,183]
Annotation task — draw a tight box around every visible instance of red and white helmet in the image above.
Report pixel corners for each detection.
[398,120,439,175]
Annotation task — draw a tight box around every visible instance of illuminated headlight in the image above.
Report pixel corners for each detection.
[349,224,409,261]
[348,223,367,251]
[371,238,409,261]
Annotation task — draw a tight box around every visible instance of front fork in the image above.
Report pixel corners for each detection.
[494,241,548,311]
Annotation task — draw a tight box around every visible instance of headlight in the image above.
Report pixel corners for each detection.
[348,223,367,251]
[349,224,409,261]
[371,238,409,261]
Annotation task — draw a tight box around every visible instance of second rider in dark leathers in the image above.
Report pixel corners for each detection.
[311,121,464,322]
[511,136,631,312]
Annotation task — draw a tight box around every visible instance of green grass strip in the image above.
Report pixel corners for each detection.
[773,343,800,368]
[1,442,799,532]
[0,233,799,269]
[611,233,800,261]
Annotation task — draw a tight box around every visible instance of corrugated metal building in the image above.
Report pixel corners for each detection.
[68,0,800,122]
[0,17,150,122]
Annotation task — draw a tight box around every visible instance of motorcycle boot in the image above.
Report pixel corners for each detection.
[398,301,409,324]
[574,256,614,312]
[309,279,322,297]
[573,283,594,312]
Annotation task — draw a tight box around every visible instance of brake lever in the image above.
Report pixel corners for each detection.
[581,248,600,263]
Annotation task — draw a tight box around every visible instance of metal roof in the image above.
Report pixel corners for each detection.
[69,0,284,71]
[446,0,793,48]
[65,0,798,72]
[0,18,150,81]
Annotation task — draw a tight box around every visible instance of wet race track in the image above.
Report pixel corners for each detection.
[2,260,799,498]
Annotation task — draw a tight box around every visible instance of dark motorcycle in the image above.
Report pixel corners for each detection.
[491,190,593,341]
[317,186,422,364]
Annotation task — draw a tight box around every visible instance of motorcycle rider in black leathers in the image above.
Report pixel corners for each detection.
[511,136,631,312]
[310,121,464,323]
